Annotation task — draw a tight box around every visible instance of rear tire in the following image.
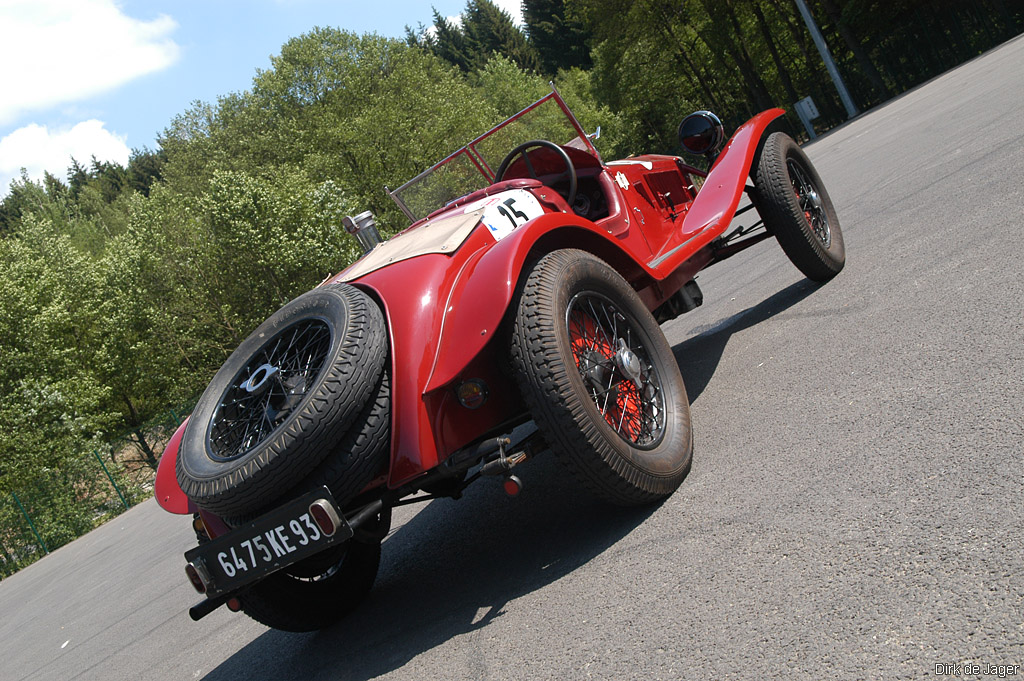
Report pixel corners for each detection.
[753,132,845,281]
[510,250,693,506]
[234,539,381,632]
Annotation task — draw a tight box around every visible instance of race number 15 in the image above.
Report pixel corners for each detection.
[495,197,529,228]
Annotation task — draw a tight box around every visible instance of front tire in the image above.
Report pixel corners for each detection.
[753,132,845,281]
[510,250,693,506]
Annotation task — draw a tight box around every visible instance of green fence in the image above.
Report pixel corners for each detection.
[0,406,192,580]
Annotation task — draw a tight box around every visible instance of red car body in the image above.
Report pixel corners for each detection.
[156,86,848,632]
[156,93,783,515]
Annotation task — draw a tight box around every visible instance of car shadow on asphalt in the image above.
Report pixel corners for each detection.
[198,279,820,680]
[672,278,822,404]
[200,455,660,680]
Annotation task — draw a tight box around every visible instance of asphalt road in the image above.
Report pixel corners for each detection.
[3,36,1022,681]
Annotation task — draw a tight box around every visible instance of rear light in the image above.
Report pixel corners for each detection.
[309,499,342,537]
[185,560,209,594]
[456,379,488,409]
[226,598,242,612]
[503,475,523,497]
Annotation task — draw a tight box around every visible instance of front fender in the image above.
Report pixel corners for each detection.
[647,108,785,274]
[154,418,197,515]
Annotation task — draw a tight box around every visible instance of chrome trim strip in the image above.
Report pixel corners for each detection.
[647,228,709,269]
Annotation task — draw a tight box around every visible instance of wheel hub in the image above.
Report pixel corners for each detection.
[789,159,832,248]
[209,319,332,461]
[240,363,280,396]
[566,292,666,448]
[615,338,643,385]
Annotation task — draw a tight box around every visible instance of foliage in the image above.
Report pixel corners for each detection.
[568,0,1022,151]
[1,4,1021,574]
[523,0,593,74]
[410,0,540,74]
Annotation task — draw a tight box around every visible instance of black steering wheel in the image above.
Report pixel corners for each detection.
[494,140,577,209]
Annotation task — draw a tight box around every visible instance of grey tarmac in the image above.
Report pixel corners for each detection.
[1,34,1022,681]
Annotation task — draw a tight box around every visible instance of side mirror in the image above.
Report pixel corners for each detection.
[678,111,725,157]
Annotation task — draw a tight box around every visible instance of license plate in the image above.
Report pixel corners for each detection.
[184,488,353,598]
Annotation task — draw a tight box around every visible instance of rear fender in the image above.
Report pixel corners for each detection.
[424,212,644,393]
[154,418,198,515]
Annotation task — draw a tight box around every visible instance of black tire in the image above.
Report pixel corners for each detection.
[177,284,387,517]
[223,370,391,526]
[237,541,381,632]
[510,250,693,506]
[189,528,381,633]
[753,132,845,282]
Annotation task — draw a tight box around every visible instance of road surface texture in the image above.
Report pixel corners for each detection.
[2,35,1021,681]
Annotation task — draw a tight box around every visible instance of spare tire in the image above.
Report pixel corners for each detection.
[176,283,387,516]
[223,369,392,526]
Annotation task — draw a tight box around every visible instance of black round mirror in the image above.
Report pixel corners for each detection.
[678,111,725,156]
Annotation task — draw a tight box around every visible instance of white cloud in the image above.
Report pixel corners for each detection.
[492,0,524,26]
[0,0,180,125]
[0,120,130,193]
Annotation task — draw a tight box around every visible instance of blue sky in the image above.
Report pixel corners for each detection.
[0,0,524,195]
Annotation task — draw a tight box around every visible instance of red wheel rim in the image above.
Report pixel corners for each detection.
[566,292,665,447]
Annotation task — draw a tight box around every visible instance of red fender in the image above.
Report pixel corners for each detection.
[645,108,785,274]
[423,211,641,394]
[154,418,198,514]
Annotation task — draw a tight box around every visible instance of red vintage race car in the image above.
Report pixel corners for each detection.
[155,87,844,631]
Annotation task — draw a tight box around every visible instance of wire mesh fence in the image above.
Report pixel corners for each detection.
[0,405,193,580]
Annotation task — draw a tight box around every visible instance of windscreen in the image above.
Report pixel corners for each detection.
[390,93,595,223]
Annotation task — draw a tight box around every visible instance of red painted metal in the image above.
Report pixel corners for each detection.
[326,105,786,489]
[154,418,197,515]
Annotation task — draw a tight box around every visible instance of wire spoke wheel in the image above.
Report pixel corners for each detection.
[787,158,832,248]
[566,292,665,447]
[511,249,692,506]
[209,320,332,461]
[754,132,845,282]
[176,283,387,517]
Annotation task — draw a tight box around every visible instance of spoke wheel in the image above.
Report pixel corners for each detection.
[567,292,665,448]
[787,159,832,248]
[210,320,332,461]
[511,249,692,506]
[754,132,845,282]
[177,284,388,517]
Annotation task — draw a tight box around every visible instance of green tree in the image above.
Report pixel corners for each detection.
[411,1,540,73]
[524,0,593,74]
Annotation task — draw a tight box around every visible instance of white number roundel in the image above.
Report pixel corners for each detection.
[463,189,545,241]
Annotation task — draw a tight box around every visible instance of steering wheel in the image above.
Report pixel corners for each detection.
[494,140,577,209]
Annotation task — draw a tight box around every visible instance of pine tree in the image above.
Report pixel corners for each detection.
[523,0,593,74]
